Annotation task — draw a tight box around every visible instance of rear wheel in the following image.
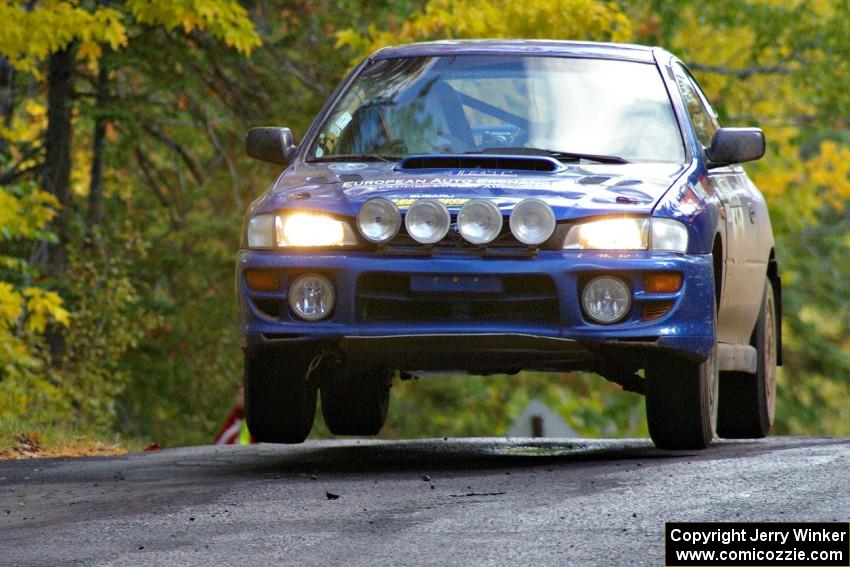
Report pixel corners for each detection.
[646,345,719,450]
[717,278,777,438]
[244,347,319,443]
[321,366,393,436]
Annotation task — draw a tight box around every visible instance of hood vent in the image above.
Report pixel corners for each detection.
[338,173,363,182]
[576,175,612,185]
[614,178,644,186]
[398,154,562,172]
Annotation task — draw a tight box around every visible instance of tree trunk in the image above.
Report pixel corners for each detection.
[87,64,108,237]
[43,46,75,365]
[0,56,14,154]
[43,46,75,271]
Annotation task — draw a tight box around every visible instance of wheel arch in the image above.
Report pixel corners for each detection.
[712,232,723,311]
[767,248,783,366]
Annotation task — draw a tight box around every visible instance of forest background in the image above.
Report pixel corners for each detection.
[1,0,848,453]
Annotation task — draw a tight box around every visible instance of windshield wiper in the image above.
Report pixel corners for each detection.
[311,154,400,163]
[467,147,630,165]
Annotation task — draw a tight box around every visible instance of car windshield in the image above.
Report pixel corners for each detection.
[309,55,685,164]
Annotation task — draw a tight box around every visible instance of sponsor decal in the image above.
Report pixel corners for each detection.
[392,197,471,207]
[342,177,569,190]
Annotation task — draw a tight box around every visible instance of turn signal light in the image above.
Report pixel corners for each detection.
[643,272,682,293]
[246,270,280,292]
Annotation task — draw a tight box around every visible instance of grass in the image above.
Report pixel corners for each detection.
[0,419,149,461]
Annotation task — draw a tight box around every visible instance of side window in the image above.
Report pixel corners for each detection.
[672,64,719,149]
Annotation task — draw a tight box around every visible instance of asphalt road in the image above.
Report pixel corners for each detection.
[1,436,848,567]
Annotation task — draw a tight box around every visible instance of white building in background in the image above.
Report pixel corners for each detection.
[507,398,578,439]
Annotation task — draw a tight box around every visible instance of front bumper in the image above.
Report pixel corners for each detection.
[237,249,715,372]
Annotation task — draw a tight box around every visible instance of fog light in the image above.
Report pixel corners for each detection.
[582,276,631,324]
[458,199,503,244]
[405,199,451,244]
[288,273,335,321]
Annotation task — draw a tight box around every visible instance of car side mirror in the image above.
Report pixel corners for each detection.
[706,127,765,168]
[245,127,297,166]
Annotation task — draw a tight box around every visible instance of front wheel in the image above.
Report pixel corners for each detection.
[645,345,719,450]
[244,347,319,444]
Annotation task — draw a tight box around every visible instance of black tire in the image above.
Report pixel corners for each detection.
[244,347,319,444]
[717,278,777,438]
[646,344,719,450]
[321,366,392,436]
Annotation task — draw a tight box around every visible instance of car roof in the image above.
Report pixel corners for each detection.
[372,39,663,64]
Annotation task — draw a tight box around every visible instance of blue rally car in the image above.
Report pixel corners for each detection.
[238,40,781,450]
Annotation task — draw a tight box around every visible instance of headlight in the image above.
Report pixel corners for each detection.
[405,199,451,244]
[650,218,689,253]
[564,218,648,250]
[509,198,556,245]
[458,199,503,245]
[357,198,401,243]
[247,214,275,248]
[246,212,357,248]
[563,218,688,253]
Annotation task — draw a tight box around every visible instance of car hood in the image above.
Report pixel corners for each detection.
[250,161,687,221]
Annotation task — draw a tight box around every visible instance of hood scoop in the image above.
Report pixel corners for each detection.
[397,154,563,173]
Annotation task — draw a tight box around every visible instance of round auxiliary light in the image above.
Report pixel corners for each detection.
[288,273,335,321]
[582,275,631,324]
[357,198,401,243]
[458,199,503,245]
[405,199,451,244]
[509,198,556,245]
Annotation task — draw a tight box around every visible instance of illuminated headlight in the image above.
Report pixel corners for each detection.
[288,273,335,321]
[246,212,357,248]
[564,218,648,250]
[582,276,631,324]
[509,198,556,245]
[563,218,688,253]
[458,199,503,245]
[357,198,401,243]
[405,199,451,244]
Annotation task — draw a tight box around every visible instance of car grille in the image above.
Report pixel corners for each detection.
[381,229,539,257]
[355,272,559,324]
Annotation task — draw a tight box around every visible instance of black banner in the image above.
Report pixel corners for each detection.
[665,522,850,566]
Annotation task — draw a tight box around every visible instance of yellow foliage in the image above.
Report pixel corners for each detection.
[338,0,631,58]
[0,0,259,73]
[805,141,850,211]
[126,0,260,54]
[0,185,58,240]
[22,288,70,332]
[0,0,127,71]
[0,282,24,327]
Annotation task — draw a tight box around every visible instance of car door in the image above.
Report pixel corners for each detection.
[672,64,765,344]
